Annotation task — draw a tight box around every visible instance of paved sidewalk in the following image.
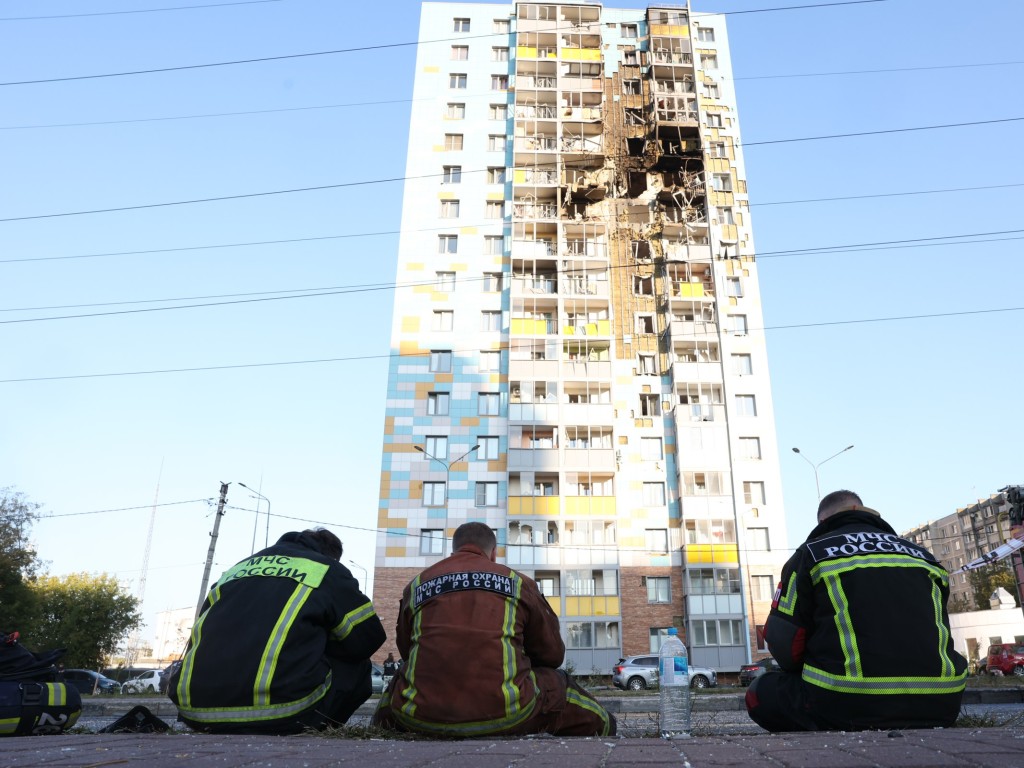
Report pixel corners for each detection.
[4,728,1024,767]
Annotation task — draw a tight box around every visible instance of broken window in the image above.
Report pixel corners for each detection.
[639,394,660,416]
[623,79,641,95]
[633,274,654,295]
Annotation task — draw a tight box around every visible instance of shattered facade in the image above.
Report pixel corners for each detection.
[373,2,789,674]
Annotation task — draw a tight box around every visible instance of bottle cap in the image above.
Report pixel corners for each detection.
[667,627,678,636]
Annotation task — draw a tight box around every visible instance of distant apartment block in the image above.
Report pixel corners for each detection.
[373,1,789,673]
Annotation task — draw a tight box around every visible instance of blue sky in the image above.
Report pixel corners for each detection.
[2,0,1021,645]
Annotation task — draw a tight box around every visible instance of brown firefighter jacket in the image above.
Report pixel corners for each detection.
[381,544,564,735]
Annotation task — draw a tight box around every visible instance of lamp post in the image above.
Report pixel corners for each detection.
[791,445,854,501]
[347,560,367,593]
[239,483,271,550]
[414,443,480,556]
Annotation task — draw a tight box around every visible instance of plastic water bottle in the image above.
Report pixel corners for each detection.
[658,627,691,739]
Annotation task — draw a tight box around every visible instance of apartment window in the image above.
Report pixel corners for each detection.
[444,133,464,151]
[442,165,462,184]
[487,167,506,184]
[478,392,500,416]
[438,234,458,254]
[732,353,752,375]
[479,350,500,371]
[432,311,453,332]
[492,46,509,61]
[621,23,638,38]
[425,435,448,459]
[637,353,657,375]
[701,54,719,70]
[493,18,510,34]
[692,619,742,647]
[475,482,499,507]
[439,199,460,218]
[645,528,668,552]
[710,141,726,158]
[704,83,720,99]
[698,27,715,42]
[427,392,450,416]
[642,482,666,507]
[488,134,507,152]
[485,201,504,219]
[483,272,503,292]
[623,79,641,95]
[647,576,670,603]
[639,393,660,416]
[738,437,762,460]
[735,394,757,417]
[453,17,470,32]
[481,236,503,256]
[636,314,656,334]
[451,45,469,60]
[420,529,444,554]
[436,271,455,291]
[491,75,509,90]
[478,436,499,460]
[489,103,508,121]
[641,437,663,461]
[449,73,467,89]
[429,351,452,372]
[720,207,736,225]
[726,276,742,297]
[423,482,446,506]
[752,575,774,602]
[633,275,654,295]
[711,173,732,192]
[743,481,766,505]
[731,314,748,336]
[446,102,466,119]
[748,527,770,552]
[481,310,501,331]
[706,113,723,128]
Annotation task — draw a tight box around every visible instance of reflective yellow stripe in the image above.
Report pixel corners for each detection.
[398,575,423,719]
[179,676,330,723]
[777,572,797,615]
[821,574,861,677]
[566,687,613,736]
[803,664,967,694]
[47,684,65,706]
[255,583,314,706]
[387,694,538,736]
[499,577,522,714]
[0,717,19,734]
[331,600,378,642]
[176,583,222,709]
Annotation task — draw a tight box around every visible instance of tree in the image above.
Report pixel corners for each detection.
[0,487,42,630]
[967,561,1018,611]
[27,573,141,669]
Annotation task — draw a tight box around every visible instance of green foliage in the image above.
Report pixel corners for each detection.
[26,573,141,670]
[967,562,1018,610]
[0,488,42,630]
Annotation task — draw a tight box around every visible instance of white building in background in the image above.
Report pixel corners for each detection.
[152,607,192,662]
[373,1,789,674]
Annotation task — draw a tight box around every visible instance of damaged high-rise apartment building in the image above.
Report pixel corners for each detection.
[373,1,789,675]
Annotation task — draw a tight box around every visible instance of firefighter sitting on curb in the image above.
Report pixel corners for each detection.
[170,527,386,734]
[373,522,615,737]
[746,490,967,732]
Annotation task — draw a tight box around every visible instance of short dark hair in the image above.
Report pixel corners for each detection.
[452,522,496,556]
[304,528,343,561]
[817,490,863,522]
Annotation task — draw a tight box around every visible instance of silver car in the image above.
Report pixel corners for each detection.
[612,654,717,690]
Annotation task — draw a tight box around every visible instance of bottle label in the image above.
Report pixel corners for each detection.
[660,656,689,686]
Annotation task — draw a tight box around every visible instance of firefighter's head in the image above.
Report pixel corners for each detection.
[816,490,864,523]
[303,527,343,561]
[452,522,497,562]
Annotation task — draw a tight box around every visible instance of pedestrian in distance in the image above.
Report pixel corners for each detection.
[170,527,386,734]
[373,522,615,737]
[746,490,968,731]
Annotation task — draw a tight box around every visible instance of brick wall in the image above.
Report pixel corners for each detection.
[619,566,685,655]
[370,567,419,663]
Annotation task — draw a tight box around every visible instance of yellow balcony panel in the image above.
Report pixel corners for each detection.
[517,46,538,58]
[509,496,560,516]
[685,543,740,564]
[566,596,592,615]
[545,595,561,615]
[560,48,601,62]
[678,283,705,298]
[511,318,551,335]
[564,497,616,516]
[487,191,505,200]
[650,24,689,37]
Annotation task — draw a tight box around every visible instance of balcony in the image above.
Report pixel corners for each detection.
[668,280,715,301]
[564,496,616,517]
[508,447,560,471]
[562,360,611,379]
[512,167,558,186]
[508,401,558,422]
[671,359,723,389]
[511,317,557,335]
[516,45,558,59]
[667,318,718,339]
[673,402,725,426]
[515,104,559,119]
[663,240,712,263]
[512,201,559,219]
[651,51,693,66]
[508,495,561,517]
[560,278,609,299]
[510,239,556,259]
[562,319,610,337]
[561,402,614,424]
[562,447,615,471]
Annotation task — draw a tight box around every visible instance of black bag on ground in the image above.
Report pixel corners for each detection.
[0,631,81,736]
[98,705,170,734]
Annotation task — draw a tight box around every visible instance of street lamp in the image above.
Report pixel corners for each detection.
[414,443,480,556]
[347,560,367,593]
[791,445,854,501]
[239,483,271,550]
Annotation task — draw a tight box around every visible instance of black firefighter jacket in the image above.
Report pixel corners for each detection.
[766,508,967,729]
[170,531,385,728]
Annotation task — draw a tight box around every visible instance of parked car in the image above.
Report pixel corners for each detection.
[121,669,162,694]
[612,655,717,690]
[985,644,1024,677]
[160,660,182,694]
[739,657,781,686]
[371,663,385,694]
[63,669,120,695]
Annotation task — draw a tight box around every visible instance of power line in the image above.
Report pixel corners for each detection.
[2,227,1021,321]
[0,1,885,87]
[3,116,1020,224]
[40,498,214,518]
[3,305,1022,384]
[0,0,282,22]
[734,60,1024,81]
[748,182,1024,207]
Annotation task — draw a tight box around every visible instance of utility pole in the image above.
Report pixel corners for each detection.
[195,482,229,621]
